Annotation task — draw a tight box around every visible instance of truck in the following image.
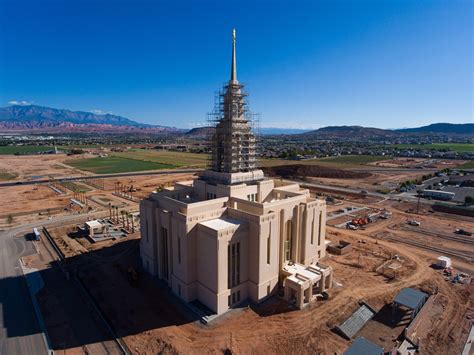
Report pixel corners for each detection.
[408,220,421,227]
[455,228,472,236]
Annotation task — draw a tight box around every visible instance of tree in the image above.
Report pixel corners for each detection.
[465,196,474,205]
[6,214,13,225]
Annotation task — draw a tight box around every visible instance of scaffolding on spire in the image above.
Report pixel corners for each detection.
[206,29,260,174]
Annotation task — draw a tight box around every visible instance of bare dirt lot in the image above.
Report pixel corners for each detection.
[368,157,466,170]
[0,154,80,181]
[0,171,196,229]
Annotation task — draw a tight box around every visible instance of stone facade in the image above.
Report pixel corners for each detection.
[139,29,332,315]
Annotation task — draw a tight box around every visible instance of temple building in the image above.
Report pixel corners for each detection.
[140,29,333,315]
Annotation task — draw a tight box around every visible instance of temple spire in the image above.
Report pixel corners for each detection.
[230,28,237,83]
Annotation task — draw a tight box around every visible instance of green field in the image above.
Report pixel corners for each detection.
[0,145,55,155]
[65,156,176,174]
[112,149,208,167]
[393,143,474,153]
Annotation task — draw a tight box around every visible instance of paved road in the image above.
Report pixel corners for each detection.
[0,228,48,354]
[350,168,439,173]
[0,212,109,354]
[0,168,202,187]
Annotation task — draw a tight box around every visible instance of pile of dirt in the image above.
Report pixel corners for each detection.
[262,164,371,179]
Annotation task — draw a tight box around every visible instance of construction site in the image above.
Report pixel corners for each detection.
[15,181,472,354]
[0,132,471,355]
[1,25,472,355]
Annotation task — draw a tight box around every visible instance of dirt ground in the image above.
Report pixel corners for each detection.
[0,171,195,229]
[40,193,472,355]
[0,154,81,181]
[65,224,471,355]
[309,170,426,192]
[368,157,466,170]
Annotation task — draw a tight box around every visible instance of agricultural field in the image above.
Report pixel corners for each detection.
[64,156,175,174]
[112,149,208,167]
[392,143,474,153]
[0,145,55,155]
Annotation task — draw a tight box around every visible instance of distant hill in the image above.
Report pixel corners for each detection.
[396,123,474,135]
[184,126,310,137]
[302,125,399,138]
[260,127,310,135]
[184,127,215,138]
[0,105,181,133]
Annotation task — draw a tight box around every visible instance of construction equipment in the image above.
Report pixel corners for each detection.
[455,228,472,236]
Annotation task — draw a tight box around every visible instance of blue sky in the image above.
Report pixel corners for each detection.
[0,0,472,129]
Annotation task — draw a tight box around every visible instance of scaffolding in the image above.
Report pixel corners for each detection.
[206,81,260,173]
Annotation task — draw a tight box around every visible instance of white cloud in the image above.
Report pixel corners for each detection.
[186,121,207,128]
[8,100,33,106]
[90,109,113,115]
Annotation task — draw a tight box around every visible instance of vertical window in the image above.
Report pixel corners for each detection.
[285,220,292,261]
[236,242,240,284]
[161,227,169,280]
[232,244,236,286]
[227,245,231,289]
[267,284,271,295]
[146,220,149,242]
[228,295,231,306]
[311,210,315,245]
[228,242,241,288]
[178,236,181,264]
[266,228,271,265]
[318,211,322,246]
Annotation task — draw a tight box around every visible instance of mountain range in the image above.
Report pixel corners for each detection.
[0,104,472,137]
[300,124,474,138]
[0,105,181,133]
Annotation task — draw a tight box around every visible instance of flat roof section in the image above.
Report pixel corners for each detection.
[344,337,384,355]
[336,303,376,339]
[393,288,428,310]
[199,217,242,231]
